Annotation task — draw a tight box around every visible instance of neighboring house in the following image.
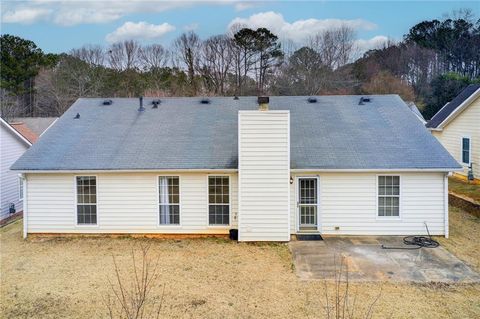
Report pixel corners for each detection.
[427,84,480,181]
[12,96,460,240]
[12,117,58,137]
[0,118,32,220]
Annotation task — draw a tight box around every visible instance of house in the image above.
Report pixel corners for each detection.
[11,96,460,241]
[1,118,32,221]
[427,84,480,181]
[12,117,58,138]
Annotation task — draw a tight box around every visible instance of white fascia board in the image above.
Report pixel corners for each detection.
[291,168,462,173]
[437,88,480,129]
[0,117,32,147]
[16,168,239,173]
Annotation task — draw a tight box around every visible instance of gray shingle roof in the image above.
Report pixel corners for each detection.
[426,84,480,128]
[11,95,460,171]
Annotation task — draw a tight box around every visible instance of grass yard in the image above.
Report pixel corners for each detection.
[1,207,480,319]
[449,176,480,202]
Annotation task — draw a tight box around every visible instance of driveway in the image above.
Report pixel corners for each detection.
[290,236,480,282]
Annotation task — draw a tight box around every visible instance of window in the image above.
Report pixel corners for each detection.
[378,176,400,217]
[208,176,229,225]
[19,176,24,201]
[158,176,180,225]
[462,137,471,164]
[76,176,97,225]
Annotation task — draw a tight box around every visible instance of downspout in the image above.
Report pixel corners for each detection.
[444,173,449,238]
[22,173,28,239]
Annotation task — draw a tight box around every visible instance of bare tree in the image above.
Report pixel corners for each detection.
[0,89,25,120]
[139,44,170,71]
[320,255,381,319]
[108,40,141,71]
[173,32,201,95]
[104,243,165,319]
[309,24,357,69]
[198,35,234,94]
[35,56,105,115]
[70,44,105,66]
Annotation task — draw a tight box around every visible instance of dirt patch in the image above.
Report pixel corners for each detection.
[449,193,480,217]
[2,209,480,318]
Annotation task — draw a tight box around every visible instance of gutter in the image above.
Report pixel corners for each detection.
[15,167,462,174]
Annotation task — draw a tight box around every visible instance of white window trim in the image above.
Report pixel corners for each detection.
[18,176,24,201]
[74,175,99,227]
[157,175,182,228]
[375,174,402,221]
[461,136,471,165]
[206,174,231,227]
[295,175,320,233]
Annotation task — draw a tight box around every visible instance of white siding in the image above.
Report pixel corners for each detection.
[290,172,447,235]
[432,94,480,179]
[26,170,446,237]
[25,172,237,234]
[238,111,290,241]
[1,124,28,220]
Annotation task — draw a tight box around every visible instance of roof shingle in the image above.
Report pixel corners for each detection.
[11,95,460,171]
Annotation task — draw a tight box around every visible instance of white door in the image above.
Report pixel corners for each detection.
[298,177,319,231]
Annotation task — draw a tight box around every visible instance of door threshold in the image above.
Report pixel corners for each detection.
[297,230,320,234]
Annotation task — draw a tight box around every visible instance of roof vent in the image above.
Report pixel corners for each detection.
[102,99,113,105]
[138,96,145,112]
[307,97,317,103]
[152,99,161,108]
[358,97,371,105]
[74,113,80,119]
[200,98,210,104]
[233,96,239,100]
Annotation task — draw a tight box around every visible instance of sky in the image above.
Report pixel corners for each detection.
[1,1,479,54]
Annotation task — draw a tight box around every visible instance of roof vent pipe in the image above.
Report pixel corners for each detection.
[138,96,145,112]
[258,96,269,111]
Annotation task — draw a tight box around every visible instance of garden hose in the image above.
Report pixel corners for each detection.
[381,222,439,250]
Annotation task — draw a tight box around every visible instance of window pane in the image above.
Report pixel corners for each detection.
[378,176,400,217]
[159,204,180,225]
[158,177,180,224]
[159,176,179,204]
[76,176,97,224]
[209,205,229,225]
[77,205,97,224]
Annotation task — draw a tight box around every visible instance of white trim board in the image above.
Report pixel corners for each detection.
[0,117,32,147]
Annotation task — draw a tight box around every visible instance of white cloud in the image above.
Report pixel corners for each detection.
[2,7,51,24]
[106,21,176,43]
[234,2,260,11]
[228,11,377,43]
[1,1,254,26]
[355,35,390,54]
[183,23,199,31]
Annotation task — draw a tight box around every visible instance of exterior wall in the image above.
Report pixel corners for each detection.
[290,172,447,235]
[1,124,28,220]
[25,170,447,237]
[238,111,290,241]
[25,172,237,234]
[432,95,480,179]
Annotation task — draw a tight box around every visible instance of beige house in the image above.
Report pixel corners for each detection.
[427,84,480,181]
[11,96,460,240]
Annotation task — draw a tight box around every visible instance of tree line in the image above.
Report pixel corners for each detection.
[1,10,479,120]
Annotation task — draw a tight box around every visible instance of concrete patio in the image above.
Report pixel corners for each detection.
[290,236,480,283]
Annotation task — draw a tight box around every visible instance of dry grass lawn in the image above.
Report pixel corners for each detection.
[449,176,480,202]
[1,207,480,319]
